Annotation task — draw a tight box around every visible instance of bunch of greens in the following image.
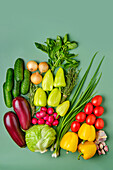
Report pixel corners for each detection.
[35,34,79,72]
[52,52,105,157]
[28,82,38,116]
[61,67,80,103]
[25,124,56,153]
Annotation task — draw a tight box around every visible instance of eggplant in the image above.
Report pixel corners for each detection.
[13,96,31,130]
[4,111,26,147]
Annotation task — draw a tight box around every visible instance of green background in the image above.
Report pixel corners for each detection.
[0,0,113,170]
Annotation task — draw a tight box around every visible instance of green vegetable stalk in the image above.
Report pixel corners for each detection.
[35,34,79,72]
[52,52,105,158]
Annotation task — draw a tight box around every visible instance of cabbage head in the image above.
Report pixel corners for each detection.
[25,124,56,153]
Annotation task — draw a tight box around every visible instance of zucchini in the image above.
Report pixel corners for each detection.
[5,68,14,91]
[3,83,12,108]
[12,79,21,97]
[21,70,30,95]
[14,58,24,82]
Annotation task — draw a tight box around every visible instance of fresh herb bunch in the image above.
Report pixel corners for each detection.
[35,34,79,71]
[28,82,38,116]
[61,67,80,103]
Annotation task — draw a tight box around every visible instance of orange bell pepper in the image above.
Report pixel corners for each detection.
[78,141,97,160]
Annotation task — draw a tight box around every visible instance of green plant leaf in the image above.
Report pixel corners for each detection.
[35,42,48,53]
[67,41,78,50]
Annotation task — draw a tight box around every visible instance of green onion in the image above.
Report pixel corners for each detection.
[52,53,104,158]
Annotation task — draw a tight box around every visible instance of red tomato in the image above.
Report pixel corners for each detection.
[71,121,80,132]
[95,118,104,129]
[84,102,93,114]
[91,95,102,106]
[75,112,86,122]
[94,106,104,117]
[86,114,96,125]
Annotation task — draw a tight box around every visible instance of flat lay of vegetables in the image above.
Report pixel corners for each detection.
[3,34,108,160]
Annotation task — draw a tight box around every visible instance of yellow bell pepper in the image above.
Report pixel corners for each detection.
[60,132,78,153]
[78,141,97,160]
[78,123,96,142]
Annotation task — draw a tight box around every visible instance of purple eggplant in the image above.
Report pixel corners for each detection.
[13,96,31,130]
[4,111,26,147]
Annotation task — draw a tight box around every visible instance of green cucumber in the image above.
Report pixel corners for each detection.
[21,70,30,95]
[3,83,12,108]
[5,68,14,91]
[12,79,21,97]
[14,58,24,82]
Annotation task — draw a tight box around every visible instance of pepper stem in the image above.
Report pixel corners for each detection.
[78,152,83,160]
[82,140,86,144]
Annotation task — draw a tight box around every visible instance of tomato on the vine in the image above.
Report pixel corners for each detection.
[94,106,104,117]
[86,114,96,125]
[95,118,104,129]
[75,112,86,122]
[84,102,93,114]
[71,121,80,132]
[91,95,102,106]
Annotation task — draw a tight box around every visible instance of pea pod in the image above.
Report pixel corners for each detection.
[42,69,53,91]
[54,67,66,87]
[34,88,47,106]
[48,88,61,107]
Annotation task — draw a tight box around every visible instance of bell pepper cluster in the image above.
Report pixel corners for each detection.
[32,67,70,125]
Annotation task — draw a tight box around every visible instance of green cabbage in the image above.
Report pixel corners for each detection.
[25,124,56,153]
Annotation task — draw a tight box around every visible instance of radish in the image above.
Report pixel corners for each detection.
[47,108,54,115]
[38,119,45,125]
[53,112,59,119]
[39,111,46,117]
[46,121,51,126]
[43,114,49,121]
[48,116,54,123]
[40,107,48,112]
[52,120,59,126]
[36,112,41,119]
[32,118,38,124]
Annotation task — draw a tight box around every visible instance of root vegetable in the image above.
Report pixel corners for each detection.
[27,61,38,72]
[31,72,42,85]
[39,62,49,74]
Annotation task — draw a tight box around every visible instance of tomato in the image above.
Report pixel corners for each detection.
[95,118,104,129]
[71,121,80,132]
[94,106,104,117]
[86,114,96,125]
[84,102,93,114]
[75,112,86,122]
[91,95,102,106]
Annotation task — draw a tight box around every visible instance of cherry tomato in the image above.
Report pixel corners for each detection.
[86,114,96,125]
[95,118,104,129]
[91,95,102,106]
[71,121,80,132]
[84,102,93,114]
[94,106,104,117]
[75,112,86,122]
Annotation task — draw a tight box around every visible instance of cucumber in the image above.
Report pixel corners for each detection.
[12,79,21,97]
[5,68,14,91]
[14,58,24,82]
[21,70,30,95]
[3,83,12,108]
